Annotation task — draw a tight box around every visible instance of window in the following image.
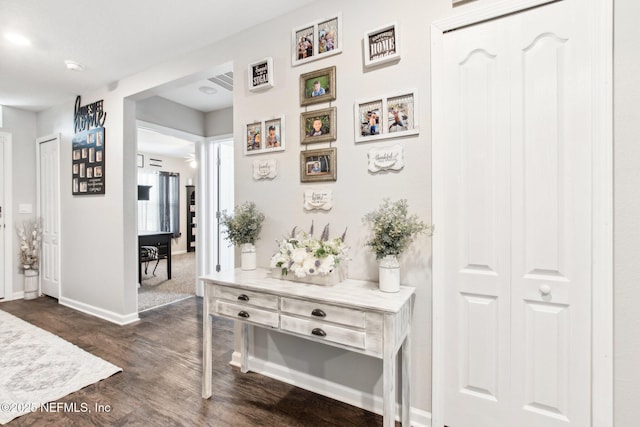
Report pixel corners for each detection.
[138,171,180,237]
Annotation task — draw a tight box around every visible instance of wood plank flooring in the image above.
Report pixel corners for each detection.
[1,296,386,426]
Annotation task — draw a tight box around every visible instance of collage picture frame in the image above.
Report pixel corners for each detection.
[292,13,343,66]
[300,107,337,144]
[244,115,286,155]
[300,147,337,182]
[354,90,419,143]
[299,66,336,106]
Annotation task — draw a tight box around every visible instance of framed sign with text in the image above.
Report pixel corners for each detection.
[248,57,274,92]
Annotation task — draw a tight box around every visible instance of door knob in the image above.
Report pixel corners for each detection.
[539,284,551,295]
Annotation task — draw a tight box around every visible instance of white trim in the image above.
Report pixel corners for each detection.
[238,353,432,427]
[36,133,61,299]
[135,120,206,144]
[59,296,139,325]
[430,1,613,426]
[0,132,12,301]
[590,0,614,425]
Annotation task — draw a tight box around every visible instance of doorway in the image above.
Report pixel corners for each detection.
[0,132,12,300]
[431,0,613,426]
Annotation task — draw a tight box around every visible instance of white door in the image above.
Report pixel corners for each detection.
[0,136,4,299]
[440,1,592,426]
[38,135,61,298]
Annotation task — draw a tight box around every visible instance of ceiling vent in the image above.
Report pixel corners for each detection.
[208,71,233,91]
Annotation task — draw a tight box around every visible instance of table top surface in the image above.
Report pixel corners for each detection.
[138,231,174,237]
[201,268,415,314]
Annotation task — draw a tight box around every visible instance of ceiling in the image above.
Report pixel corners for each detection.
[0,0,314,113]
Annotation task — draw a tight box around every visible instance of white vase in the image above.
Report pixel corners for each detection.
[23,269,39,300]
[378,255,400,293]
[240,243,257,271]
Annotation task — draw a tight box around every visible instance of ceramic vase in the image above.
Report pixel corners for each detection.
[240,243,257,271]
[23,268,39,300]
[378,255,400,293]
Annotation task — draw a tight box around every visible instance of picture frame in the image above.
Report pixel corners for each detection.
[264,116,285,152]
[300,66,336,106]
[292,13,342,66]
[247,57,274,92]
[300,147,337,182]
[354,90,419,143]
[245,122,263,155]
[364,23,401,68]
[300,107,337,144]
[72,126,105,195]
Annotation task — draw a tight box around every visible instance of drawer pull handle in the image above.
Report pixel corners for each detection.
[237,294,250,301]
[237,311,250,318]
[311,308,326,318]
[311,328,326,337]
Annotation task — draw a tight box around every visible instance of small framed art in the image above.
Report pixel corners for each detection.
[364,23,400,68]
[300,148,337,182]
[354,90,419,143]
[300,107,337,144]
[292,13,342,66]
[248,57,274,92]
[264,116,285,152]
[300,66,336,106]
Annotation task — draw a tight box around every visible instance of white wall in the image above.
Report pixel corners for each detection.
[0,106,38,295]
[137,151,196,254]
[613,0,640,424]
[204,107,233,137]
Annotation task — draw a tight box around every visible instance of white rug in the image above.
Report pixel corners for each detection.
[0,310,122,424]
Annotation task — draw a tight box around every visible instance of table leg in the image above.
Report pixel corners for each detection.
[202,287,212,399]
[240,323,249,373]
[166,239,172,279]
[383,315,397,427]
[401,333,411,426]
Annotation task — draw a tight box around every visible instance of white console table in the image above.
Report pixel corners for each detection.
[201,268,415,427]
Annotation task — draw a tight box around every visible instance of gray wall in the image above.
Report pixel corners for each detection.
[204,107,233,137]
[0,107,38,294]
[137,96,205,136]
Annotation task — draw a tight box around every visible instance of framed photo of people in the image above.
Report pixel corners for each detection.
[300,147,337,182]
[354,90,419,143]
[247,57,274,92]
[244,116,286,155]
[300,66,336,106]
[72,126,105,195]
[300,107,337,144]
[292,13,342,66]
[364,23,401,68]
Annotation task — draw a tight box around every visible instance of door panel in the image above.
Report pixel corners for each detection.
[442,1,591,426]
[39,137,60,298]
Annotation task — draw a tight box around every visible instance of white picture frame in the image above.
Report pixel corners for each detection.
[364,23,400,68]
[354,90,419,143]
[247,57,274,92]
[292,13,343,66]
[244,115,286,156]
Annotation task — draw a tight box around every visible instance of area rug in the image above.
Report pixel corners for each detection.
[0,310,122,424]
[138,252,196,312]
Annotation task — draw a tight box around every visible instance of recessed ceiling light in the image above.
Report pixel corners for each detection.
[64,60,85,71]
[4,32,31,46]
[199,86,217,95]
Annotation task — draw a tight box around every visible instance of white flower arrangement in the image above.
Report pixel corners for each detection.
[270,223,348,279]
[17,218,43,270]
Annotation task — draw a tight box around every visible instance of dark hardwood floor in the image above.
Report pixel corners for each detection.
[1,296,386,426]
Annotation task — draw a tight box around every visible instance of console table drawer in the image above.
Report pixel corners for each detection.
[280,315,366,350]
[281,298,366,328]
[215,301,279,328]
[213,286,279,310]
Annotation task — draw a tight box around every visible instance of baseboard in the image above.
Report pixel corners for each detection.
[0,291,26,301]
[172,250,187,255]
[232,352,431,427]
[59,296,139,325]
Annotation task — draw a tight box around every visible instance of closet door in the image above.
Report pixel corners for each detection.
[441,1,592,426]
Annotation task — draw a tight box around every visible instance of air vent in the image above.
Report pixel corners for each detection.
[208,71,233,91]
